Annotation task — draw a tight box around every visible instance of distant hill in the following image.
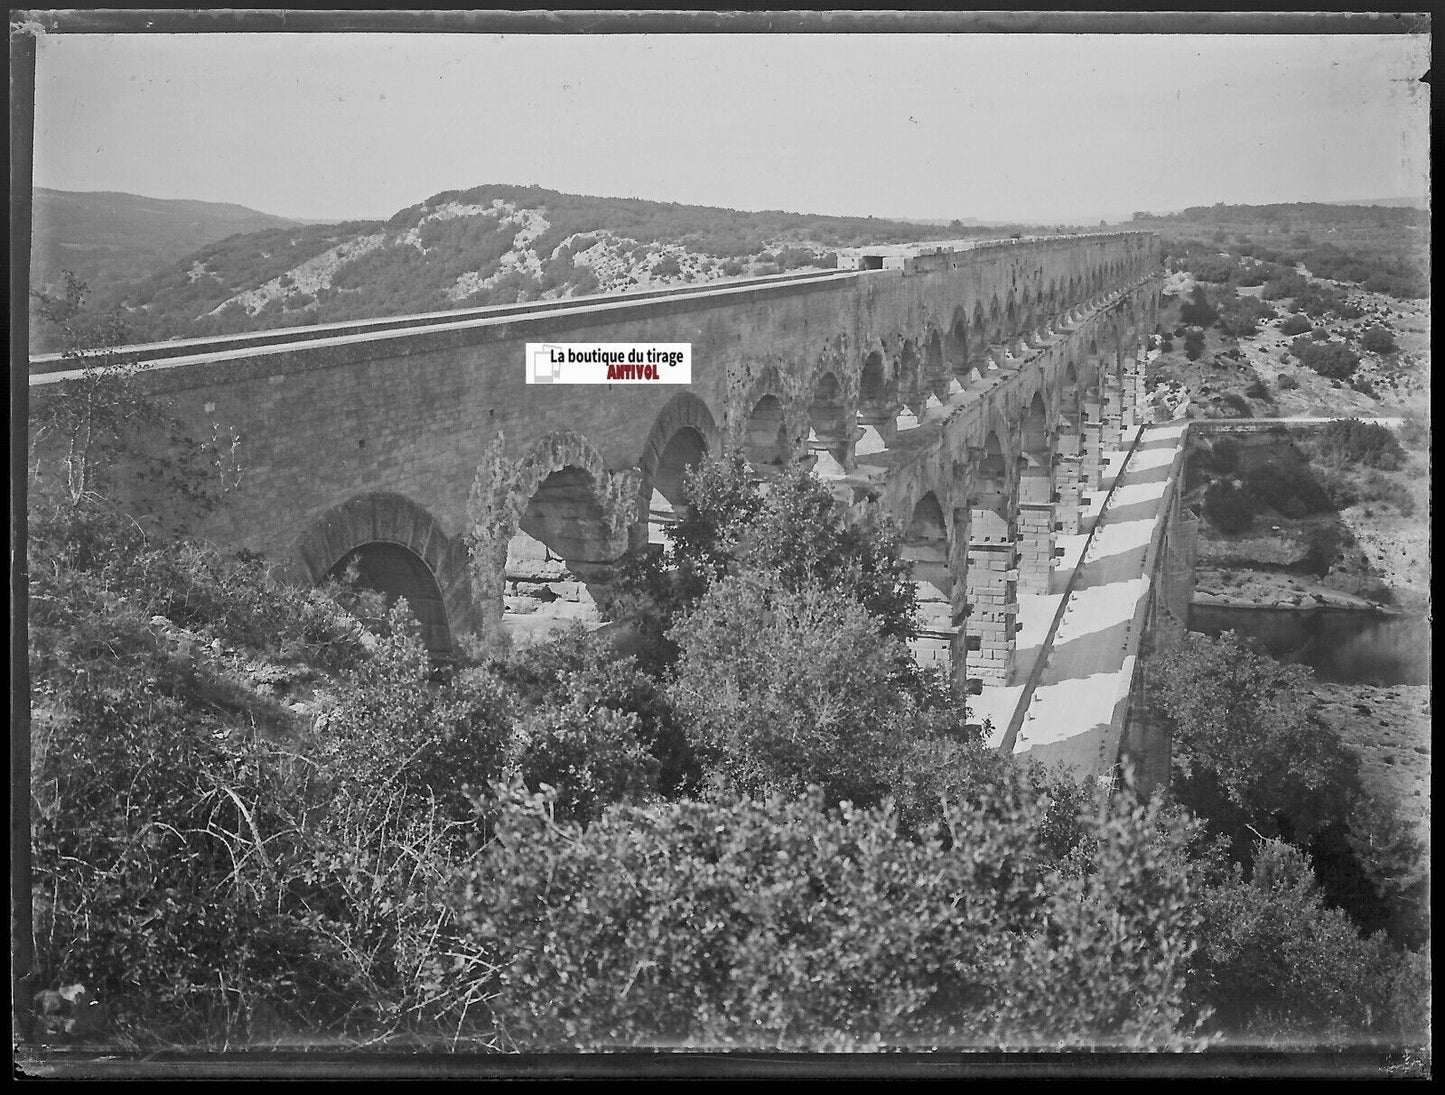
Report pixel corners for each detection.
[29,188,304,300]
[35,183,1067,350]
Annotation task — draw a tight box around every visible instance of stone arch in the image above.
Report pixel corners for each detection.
[1004,289,1020,344]
[856,346,897,425]
[923,326,948,397]
[1017,390,1057,594]
[744,392,790,470]
[903,491,954,671]
[808,369,851,469]
[1060,360,1084,426]
[294,491,470,655]
[970,301,990,364]
[468,429,640,641]
[965,427,1019,684]
[947,305,971,375]
[897,338,924,411]
[1019,287,1037,344]
[636,392,720,547]
[1021,388,1054,455]
[970,428,1014,542]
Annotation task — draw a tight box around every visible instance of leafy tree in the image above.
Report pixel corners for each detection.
[1183,329,1206,361]
[491,627,694,797]
[29,273,154,506]
[615,456,915,646]
[1150,631,1359,845]
[505,694,659,824]
[1189,837,1426,1043]
[1179,286,1218,326]
[667,576,940,806]
[1203,480,1254,533]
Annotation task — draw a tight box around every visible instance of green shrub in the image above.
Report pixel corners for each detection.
[1291,339,1359,381]
[1183,330,1205,360]
[1219,393,1253,418]
[505,694,659,824]
[1312,419,1405,469]
[1190,838,1425,1043]
[1359,325,1397,354]
[1207,436,1241,474]
[27,502,478,1046]
[1179,286,1218,327]
[1246,465,1331,517]
[1150,631,1360,844]
[448,781,1207,1051]
[667,576,929,806]
[1278,313,1312,336]
[1203,480,1255,533]
[1275,373,1299,391]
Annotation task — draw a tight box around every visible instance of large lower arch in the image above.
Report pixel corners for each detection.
[466,430,639,644]
[294,491,471,654]
[634,392,720,549]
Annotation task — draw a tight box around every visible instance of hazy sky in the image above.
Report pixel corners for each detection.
[31,28,1430,224]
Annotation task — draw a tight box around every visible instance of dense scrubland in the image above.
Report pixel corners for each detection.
[23,293,1431,1056]
[1131,202,1429,300]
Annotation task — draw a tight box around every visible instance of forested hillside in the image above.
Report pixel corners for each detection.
[32,184,1058,351]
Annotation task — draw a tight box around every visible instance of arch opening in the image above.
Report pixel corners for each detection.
[504,465,612,646]
[903,492,954,670]
[971,432,1012,543]
[745,393,789,470]
[649,426,708,545]
[924,329,948,399]
[327,542,452,654]
[898,340,923,410]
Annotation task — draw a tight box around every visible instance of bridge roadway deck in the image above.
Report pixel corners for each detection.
[973,420,1189,776]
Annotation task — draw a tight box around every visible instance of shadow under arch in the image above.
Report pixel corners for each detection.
[294,491,471,654]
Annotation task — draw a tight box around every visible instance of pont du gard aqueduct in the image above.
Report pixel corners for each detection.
[31,232,1197,784]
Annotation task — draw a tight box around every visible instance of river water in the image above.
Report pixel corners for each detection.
[1188,604,1431,686]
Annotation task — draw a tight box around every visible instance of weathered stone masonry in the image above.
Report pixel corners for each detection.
[30,233,1160,685]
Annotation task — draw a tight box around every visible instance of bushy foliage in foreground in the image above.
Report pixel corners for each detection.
[27,461,1430,1052]
[667,576,959,807]
[28,502,480,1046]
[451,781,1206,1051]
